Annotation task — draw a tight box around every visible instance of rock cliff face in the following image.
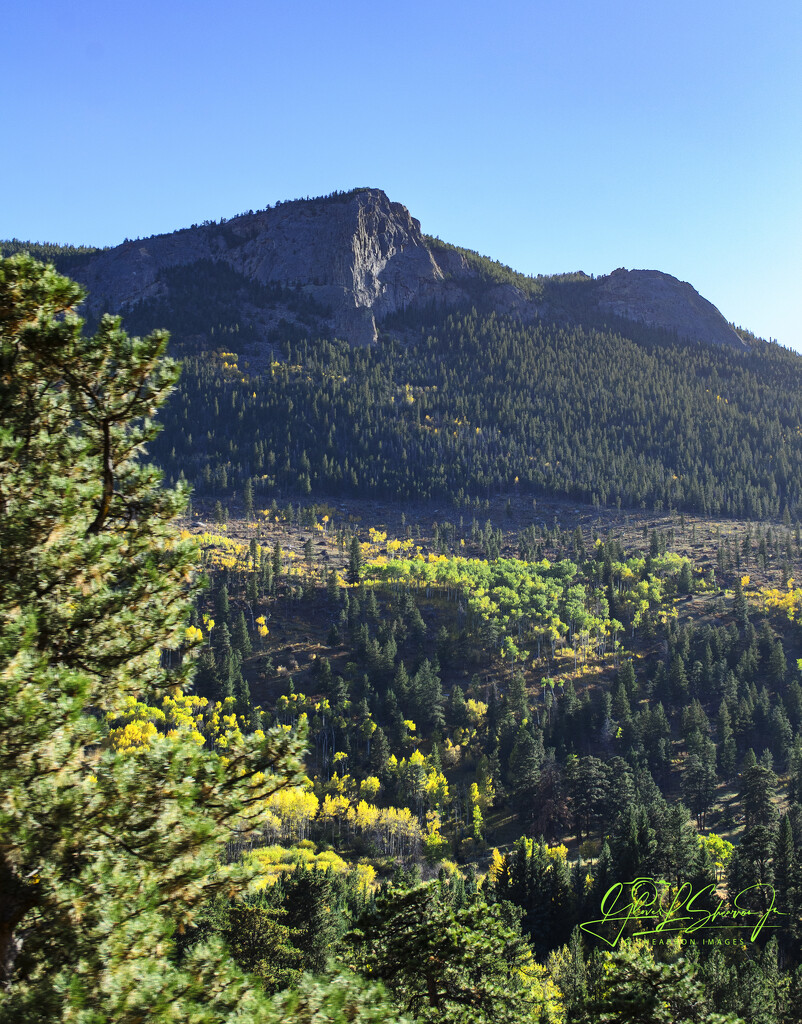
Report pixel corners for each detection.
[228,190,451,343]
[594,268,744,349]
[69,188,744,349]
[75,189,460,345]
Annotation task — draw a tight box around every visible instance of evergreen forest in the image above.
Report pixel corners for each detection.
[3,247,802,1023]
[132,266,802,519]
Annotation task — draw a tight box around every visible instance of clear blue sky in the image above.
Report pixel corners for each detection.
[3,0,801,348]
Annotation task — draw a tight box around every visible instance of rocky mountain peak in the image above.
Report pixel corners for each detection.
[62,189,745,350]
[74,187,450,346]
[594,268,745,348]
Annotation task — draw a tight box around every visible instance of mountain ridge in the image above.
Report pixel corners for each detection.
[2,187,746,350]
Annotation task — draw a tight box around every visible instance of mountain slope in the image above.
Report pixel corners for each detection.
[596,268,743,349]
[4,188,744,350]
[144,307,801,519]
[5,188,797,520]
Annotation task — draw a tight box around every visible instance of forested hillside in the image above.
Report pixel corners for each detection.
[147,310,802,519]
[4,231,802,1023]
[6,189,800,521]
[146,496,802,1022]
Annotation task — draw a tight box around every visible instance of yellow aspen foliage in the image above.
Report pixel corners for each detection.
[109,720,159,751]
[466,698,488,725]
[698,832,734,881]
[184,625,204,645]
[488,847,506,885]
[359,776,381,801]
[348,800,380,833]
[355,861,377,891]
[262,787,319,842]
[422,810,450,861]
[425,768,450,808]
[760,585,801,620]
[247,843,350,887]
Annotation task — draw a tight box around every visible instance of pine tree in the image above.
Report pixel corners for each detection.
[578,941,743,1024]
[196,896,302,992]
[369,726,391,778]
[0,255,306,1021]
[566,755,608,844]
[412,659,445,732]
[347,883,555,1023]
[731,763,780,901]
[347,535,363,585]
[718,703,737,779]
[618,659,637,697]
[272,539,283,581]
[243,477,254,520]
[681,739,718,830]
[773,815,796,917]
[507,671,529,721]
[260,553,273,596]
[446,683,468,731]
[733,575,748,624]
[611,680,632,724]
[611,803,657,879]
[215,582,231,624]
[677,559,694,595]
[508,728,542,810]
[669,653,689,703]
[233,609,253,657]
[326,567,340,605]
[656,803,701,884]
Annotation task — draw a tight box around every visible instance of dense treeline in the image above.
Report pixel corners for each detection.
[177,515,802,1022]
[8,227,802,520]
[150,307,802,519]
[7,251,802,1022]
[0,238,108,273]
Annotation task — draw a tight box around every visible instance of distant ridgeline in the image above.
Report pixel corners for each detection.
[0,238,109,274]
[4,188,802,518]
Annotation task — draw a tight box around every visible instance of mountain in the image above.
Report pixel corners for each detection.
[6,189,800,520]
[11,187,743,350]
[594,268,744,349]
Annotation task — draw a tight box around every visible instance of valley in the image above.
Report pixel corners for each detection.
[4,192,802,1022]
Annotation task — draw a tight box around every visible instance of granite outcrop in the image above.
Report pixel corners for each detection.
[69,188,745,349]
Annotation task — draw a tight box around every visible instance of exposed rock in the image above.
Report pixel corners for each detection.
[593,268,745,348]
[68,188,744,350]
[74,188,454,346]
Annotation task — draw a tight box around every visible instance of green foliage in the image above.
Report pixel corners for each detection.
[0,238,107,274]
[348,534,364,585]
[0,254,306,1022]
[490,838,573,958]
[191,896,303,992]
[268,971,412,1024]
[578,941,745,1023]
[152,306,802,518]
[8,242,802,1021]
[346,881,563,1023]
